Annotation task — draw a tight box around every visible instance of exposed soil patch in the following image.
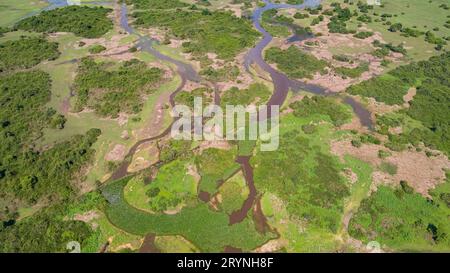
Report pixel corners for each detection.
[81,34,135,61]
[223,246,242,253]
[127,142,159,173]
[73,210,100,229]
[252,238,287,253]
[198,140,232,153]
[224,4,244,18]
[331,140,450,197]
[403,87,416,106]
[135,91,171,140]
[105,144,127,162]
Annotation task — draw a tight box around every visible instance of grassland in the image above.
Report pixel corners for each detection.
[102,176,276,252]
[195,147,241,195]
[349,183,450,252]
[0,0,47,27]
[320,0,450,60]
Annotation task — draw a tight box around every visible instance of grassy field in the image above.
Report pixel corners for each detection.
[0,0,47,27]
[32,28,181,185]
[322,0,450,60]
[102,176,276,252]
[125,159,197,213]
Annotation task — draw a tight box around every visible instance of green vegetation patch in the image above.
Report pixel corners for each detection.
[0,191,107,253]
[218,172,249,215]
[221,83,272,107]
[88,45,106,54]
[347,74,409,105]
[265,46,327,79]
[0,205,93,252]
[74,58,164,117]
[349,185,450,251]
[361,52,450,155]
[0,36,60,72]
[252,113,349,232]
[126,0,189,9]
[0,76,101,202]
[334,63,369,78]
[16,6,113,38]
[132,8,260,59]
[261,9,292,38]
[174,87,213,109]
[145,159,197,212]
[102,177,275,252]
[290,96,352,126]
[195,148,240,195]
[200,65,240,82]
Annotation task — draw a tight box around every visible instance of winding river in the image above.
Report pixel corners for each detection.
[113,0,374,227]
[29,0,374,243]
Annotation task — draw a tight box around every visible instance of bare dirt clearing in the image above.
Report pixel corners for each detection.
[331,140,450,196]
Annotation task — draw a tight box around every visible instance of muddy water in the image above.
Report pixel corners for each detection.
[227,0,325,226]
[245,0,373,126]
[229,0,373,227]
[109,3,200,181]
[111,1,374,242]
[119,3,200,83]
[139,234,160,253]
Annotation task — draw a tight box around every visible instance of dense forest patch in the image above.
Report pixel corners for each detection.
[74,58,164,117]
[0,71,101,204]
[126,0,189,9]
[347,74,409,105]
[349,183,450,251]
[265,46,327,79]
[15,6,113,38]
[132,8,260,59]
[351,52,450,155]
[0,191,106,252]
[0,36,60,72]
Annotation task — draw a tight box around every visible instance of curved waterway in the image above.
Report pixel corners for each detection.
[26,0,374,243]
[31,0,377,247]
[245,0,373,128]
[111,1,374,229]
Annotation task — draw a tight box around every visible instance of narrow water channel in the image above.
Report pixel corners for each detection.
[30,0,374,241]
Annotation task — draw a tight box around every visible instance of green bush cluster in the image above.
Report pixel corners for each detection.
[252,130,349,232]
[132,8,260,59]
[349,185,450,251]
[290,96,352,126]
[16,6,113,38]
[74,58,163,117]
[0,37,60,72]
[265,46,327,79]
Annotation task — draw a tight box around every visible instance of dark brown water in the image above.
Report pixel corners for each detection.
[139,234,160,253]
[109,3,199,181]
[229,156,257,225]
[111,1,374,235]
[245,0,373,127]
